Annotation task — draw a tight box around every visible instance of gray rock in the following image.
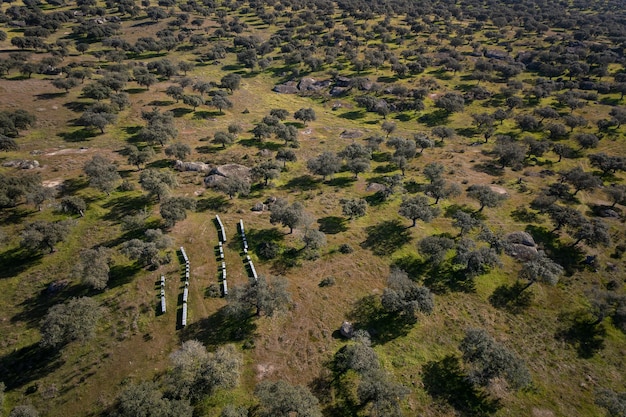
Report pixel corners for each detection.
[485,49,509,60]
[174,160,211,173]
[2,159,40,169]
[204,175,224,187]
[505,231,536,247]
[302,78,331,91]
[298,77,317,91]
[340,321,354,338]
[204,164,251,188]
[339,130,363,139]
[334,76,351,87]
[599,209,619,218]
[273,82,299,94]
[330,86,349,97]
[213,164,250,178]
[366,183,386,192]
[251,202,265,212]
[506,244,538,261]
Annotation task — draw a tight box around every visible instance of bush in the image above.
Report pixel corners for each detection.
[339,243,354,254]
[205,283,221,298]
[319,277,335,287]
[119,180,135,192]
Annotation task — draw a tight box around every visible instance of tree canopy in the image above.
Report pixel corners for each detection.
[40,297,102,348]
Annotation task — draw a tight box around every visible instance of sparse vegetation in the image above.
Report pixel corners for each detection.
[0,1,625,416]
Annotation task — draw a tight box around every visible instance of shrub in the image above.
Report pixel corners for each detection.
[319,277,335,287]
[339,243,354,254]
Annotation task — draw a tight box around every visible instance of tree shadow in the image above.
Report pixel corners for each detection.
[422,355,501,417]
[247,227,285,245]
[281,175,320,192]
[108,263,142,288]
[338,110,365,120]
[125,87,146,94]
[444,204,481,218]
[372,164,396,174]
[123,125,143,136]
[196,145,222,154]
[197,195,232,212]
[102,194,152,222]
[63,101,91,113]
[418,110,449,127]
[147,100,175,106]
[364,190,389,207]
[12,280,86,328]
[194,110,223,119]
[361,219,412,256]
[131,20,157,27]
[391,254,429,280]
[377,75,398,83]
[0,206,31,226]
[556,310,606,359]
[238,138,282,151]
[525,225,584,275]
[346,295,413,344]
[181,307,257,345]
[488,282,533,313]
[510,207,540,223]
[171,107,194,117]
[58,177,88,196]
[318,216,347,234]
[371,152,391,163]
[146,158,172,169]
[404,179,423,194]
[457,127,478,138]
[220,64,241,71]
[472,162,505,177]
[394,113,412,122]
[0,344,64,390]
[326,176,355,188]
[423,264,476,294]
[35,92,66,100]
[58,129,99,142]
[0,247,42,279]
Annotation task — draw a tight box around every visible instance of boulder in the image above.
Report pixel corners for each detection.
[506,244,538,261]
[366,182,386,193]
[45,280,69,295]
[340,321,354,338]
[330,86,349,96]
[259,149,272,158]
[598,208,619,218]
[2,159,40,169]
[251,202,265,212]
[505,231,539,261]
[334,76,352,87]
[174,160,211,173]
[212,164,251,179]
[204,164,251,188]
[339,130,363,139]
[298,78,331,91]
[273,81,299,94]
[298,77,317,91]
[204,175,223,187]
[485,49,509,60]
[505,231,536,247]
